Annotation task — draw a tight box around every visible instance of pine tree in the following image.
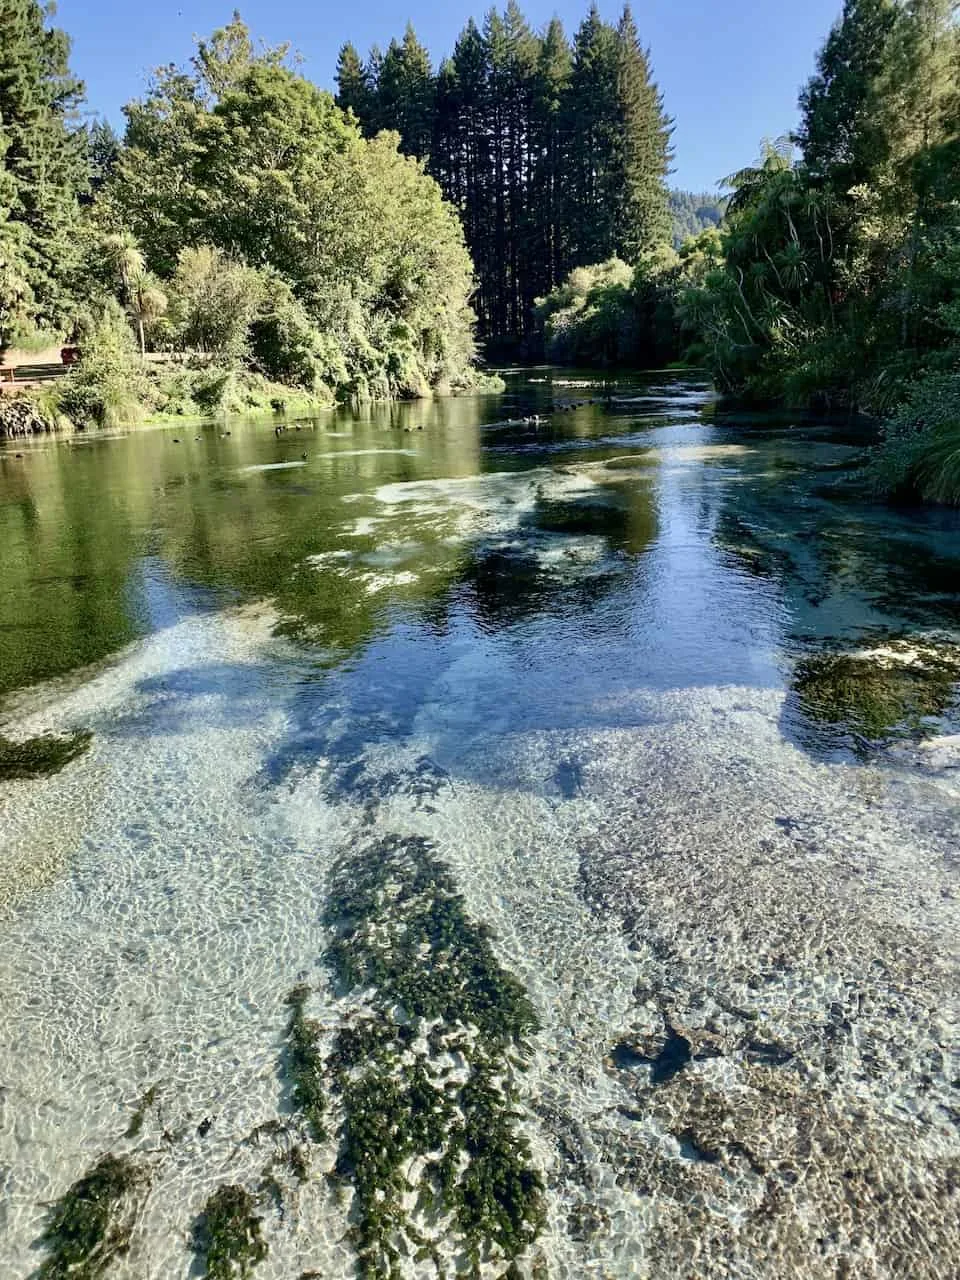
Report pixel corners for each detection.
[451,18,493,331]
[376,24,434,158]
[501,1,541,333]
[530,18,572,289]
[0,0,87,345]
[613,5,672,259]
[564,6,620,266]
[795,0,900,187]
[335,43,374,131]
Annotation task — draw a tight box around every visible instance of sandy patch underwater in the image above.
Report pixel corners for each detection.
[0,593,956,1278]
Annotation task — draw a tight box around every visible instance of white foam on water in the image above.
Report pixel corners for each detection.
[239,461,307,473]
[316,449,417,459]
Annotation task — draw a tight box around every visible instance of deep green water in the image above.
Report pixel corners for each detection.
[1,371,958,1278]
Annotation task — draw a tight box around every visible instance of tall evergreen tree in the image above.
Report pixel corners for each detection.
[529,18,572,290]
[564,5,621,266]
[451,18,493,330]
[376,24,434,158]
[795,0,900,187]
[613,5,672,259]
[335,42,374,131]
[0,0,87,345]
[357,3,676,343]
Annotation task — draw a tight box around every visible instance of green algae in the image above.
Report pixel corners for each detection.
[323,834,545,1277]
[284,984,327,1141]
[125,1083,159,1139]
[37,1154,147,1279]
[792,639,960,742]
[194,1185,267,1280]
[0,729,91,781]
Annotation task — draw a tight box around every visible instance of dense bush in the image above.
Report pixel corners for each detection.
[534,242,715,369]
[869,370,960,505]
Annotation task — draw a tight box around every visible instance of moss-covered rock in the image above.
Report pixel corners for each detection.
[0,729,91,781]
[194,1185,267,1280]
[36,1154,147,1279]
[792,638,960,742]
[323,834,544,1276]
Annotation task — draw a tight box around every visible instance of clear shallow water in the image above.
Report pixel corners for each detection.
[0,372,958,1278]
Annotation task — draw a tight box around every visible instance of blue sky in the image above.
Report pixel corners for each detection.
[57,0,843,192]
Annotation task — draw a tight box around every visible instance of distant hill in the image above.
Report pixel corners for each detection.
[670,190,727,247]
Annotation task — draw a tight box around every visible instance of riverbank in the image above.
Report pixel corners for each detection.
[0,361,506,440]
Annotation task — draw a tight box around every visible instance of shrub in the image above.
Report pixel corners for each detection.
[869,369,960,505]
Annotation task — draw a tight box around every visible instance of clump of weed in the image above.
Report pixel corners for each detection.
[0,730,91,781]
[125,1083,159,1139]
[36,1153,147,1279]
[324,834,545,1276]
[193,1185,267,1280]
[792,638,960,741]
[284,984,326,1141]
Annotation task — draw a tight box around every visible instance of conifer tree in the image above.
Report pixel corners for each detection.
[376,25,434,158]
[614,5,672,259]
[795,0,900,186]
[530,17,573,290]
[335,43,374,131]
[564,5,620,266]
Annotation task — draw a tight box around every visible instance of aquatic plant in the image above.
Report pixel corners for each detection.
[0,730,91,781]
[284,985,327,1141]
[792,639,960,741]
[125,1083,159,1139]
[37,1154,147,1279]
[194,1185,267,1280]
[323,834,545,1275]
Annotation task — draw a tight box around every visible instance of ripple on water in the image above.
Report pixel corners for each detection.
[0,423,959,1277]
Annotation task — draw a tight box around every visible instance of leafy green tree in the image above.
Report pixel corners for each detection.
[0,0,87,345]
[105,16,479,401]
[166,245,261,361]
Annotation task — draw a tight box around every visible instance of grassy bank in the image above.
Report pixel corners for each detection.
[0,358,504,440]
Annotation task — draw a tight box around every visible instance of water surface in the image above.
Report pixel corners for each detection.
[1,373,957,1278]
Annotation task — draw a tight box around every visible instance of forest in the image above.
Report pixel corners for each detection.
[2,0,960,501]
[335,3,673,347]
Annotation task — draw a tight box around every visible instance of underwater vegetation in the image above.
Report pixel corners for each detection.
[792,638,960,742]
[0,730,91,781]
[36,1154,147,1279]
[194,1185,267,1280]
[284,985,327,1142]
[322,833,545,1277]
[125,1083,159,1140]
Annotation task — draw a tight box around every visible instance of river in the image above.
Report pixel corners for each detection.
[0,371,957,1278]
